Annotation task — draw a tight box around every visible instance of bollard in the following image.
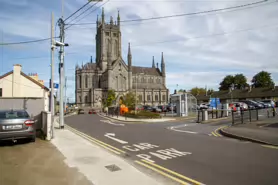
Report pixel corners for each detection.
[267,109,269,118]
[273,107,276,117]
[232,110,234,125]
[256,108,259,121]
[249,109,252,122]
[197,111,200,123]
[240,108,244,124]
[216,108,218,119]
[212,110,214,119]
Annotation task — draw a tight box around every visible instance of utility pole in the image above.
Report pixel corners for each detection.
[58,18,65,129]
[50,12,55,138]
[65,76,67,113]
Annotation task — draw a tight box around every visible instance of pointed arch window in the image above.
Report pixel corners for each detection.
[85,76,88,88]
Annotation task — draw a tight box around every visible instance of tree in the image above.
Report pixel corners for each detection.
[251,71,275,88]
[103,90,116,107]
[233,74,248,89]
[207,88,214,95]
[219,75,234,91]
[122,92,136,109]
[178,89,186,93]
[190,87,206,96]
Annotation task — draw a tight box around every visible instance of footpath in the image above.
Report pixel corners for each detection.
[220,118,278,146]
[51,115,164,185]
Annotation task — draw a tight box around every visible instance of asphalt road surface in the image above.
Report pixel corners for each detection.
[65,114,278,185]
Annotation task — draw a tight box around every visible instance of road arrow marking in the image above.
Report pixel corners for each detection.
[100,120,125,126]
[104,133,128,144]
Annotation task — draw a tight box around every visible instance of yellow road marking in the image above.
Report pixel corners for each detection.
[65,125,126,154]
[214,125,228,137]
[262,145,278,150]
[135,160,190,185]
[211,132,218,137]
[141,159,205,185]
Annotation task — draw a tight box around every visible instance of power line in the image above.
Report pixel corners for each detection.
[67,0,273,26]
[64,1,92,22]
[0,38,52,46]
[65,1,99,26]
[65,0,111,30]
[132,23,278,47]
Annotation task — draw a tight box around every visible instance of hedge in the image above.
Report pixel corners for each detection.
[124,110,161,119]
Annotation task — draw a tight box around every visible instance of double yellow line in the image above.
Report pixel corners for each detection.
[65,125,126,155]
[211,125,228,137]
[135,160,205,185]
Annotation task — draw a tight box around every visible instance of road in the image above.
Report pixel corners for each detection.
[65,114,278,185]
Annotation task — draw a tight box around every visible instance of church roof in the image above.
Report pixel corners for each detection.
[82,62,96,70]
[131,66,161,76]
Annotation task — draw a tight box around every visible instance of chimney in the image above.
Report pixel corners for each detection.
[12,64,22,97]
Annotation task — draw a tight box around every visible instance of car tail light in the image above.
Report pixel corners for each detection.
[24,120,35,126]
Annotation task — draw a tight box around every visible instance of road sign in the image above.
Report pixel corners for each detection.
[54,83,59,89]
[210,98,220,108]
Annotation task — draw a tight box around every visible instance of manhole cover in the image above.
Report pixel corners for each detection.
[105,164,121,172]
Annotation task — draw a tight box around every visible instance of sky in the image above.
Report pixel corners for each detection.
[0,0,278,102]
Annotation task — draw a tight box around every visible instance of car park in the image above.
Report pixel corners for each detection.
[0,110,36,142]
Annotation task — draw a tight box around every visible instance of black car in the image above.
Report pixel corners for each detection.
[143,105,152,111]
[240,100,262,109]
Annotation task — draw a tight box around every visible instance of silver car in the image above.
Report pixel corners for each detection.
[0,110,36,142]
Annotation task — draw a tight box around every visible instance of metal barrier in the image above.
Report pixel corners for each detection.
[231,107,277,125]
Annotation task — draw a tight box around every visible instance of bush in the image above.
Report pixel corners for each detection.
[124,110,161,119]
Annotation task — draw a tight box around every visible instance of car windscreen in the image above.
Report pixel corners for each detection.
[0,111,29,119]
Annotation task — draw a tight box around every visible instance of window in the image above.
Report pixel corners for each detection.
[139,95,142,102]
[79,76,81,88]
[113,33,117,37]
[105,32,109,36]
[0,88,2,97]
[133,78,135,83]
[85,95,88,103]
[85,76,88,88]
[147,95,151,101]
[155,95,158,101]
[79,96,82,103]
[162,95,166,101]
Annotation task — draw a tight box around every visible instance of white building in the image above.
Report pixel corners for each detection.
[0,64,49,111]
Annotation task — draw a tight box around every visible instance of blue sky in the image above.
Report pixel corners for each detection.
[1,0,278,102]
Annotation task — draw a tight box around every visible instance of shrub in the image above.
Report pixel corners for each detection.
[124,110,161,119]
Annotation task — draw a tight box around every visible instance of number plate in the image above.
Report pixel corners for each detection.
[2,125,23,130]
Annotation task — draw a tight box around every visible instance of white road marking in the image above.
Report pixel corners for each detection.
[100,119,125,126]
[104,133,128,144]
[168,124,198,134]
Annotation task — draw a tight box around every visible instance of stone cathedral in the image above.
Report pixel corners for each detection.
[75,8,169,108]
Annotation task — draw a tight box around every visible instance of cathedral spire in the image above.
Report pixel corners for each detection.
[101,7,105,24]
[128,43,132,71]
[117,10,120,26]
[161,52,165,76]
[152,56,155,68]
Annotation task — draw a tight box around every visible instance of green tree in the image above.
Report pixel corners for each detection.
[178,89,186,93]
[219,75,234,90]
[251,71,275,88]
[207,88,214,95]
[190,87,206,96]
[122,92,136,109]
[103,90,116,107]
[234,74,248,89]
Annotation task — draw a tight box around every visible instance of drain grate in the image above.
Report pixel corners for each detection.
[105,164,121,172]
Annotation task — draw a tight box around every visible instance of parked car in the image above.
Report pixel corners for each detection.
[261,99,275,108]
[255,101,271,108]
[151,107,162,113]
[143,105,153,111]
[276,101,278,107]
[78,109,85,114]
[0,110,36,142]
[157,105,167,112]
[230,102,248,110]
[198,103,209,110]
[240,100,262,109]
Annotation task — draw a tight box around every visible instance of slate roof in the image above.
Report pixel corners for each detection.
[131,66,162,76]
[82,62,96,70]
[0,71,49,91]
[196,86,278,102]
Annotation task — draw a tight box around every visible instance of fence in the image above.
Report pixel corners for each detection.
[196,107,278,124]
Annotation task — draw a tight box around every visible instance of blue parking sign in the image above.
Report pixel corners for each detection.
[54,83,59,89]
